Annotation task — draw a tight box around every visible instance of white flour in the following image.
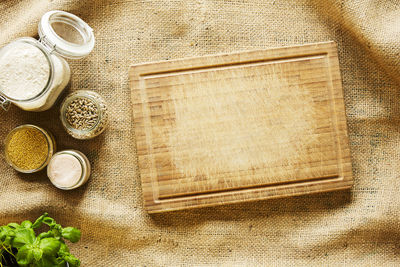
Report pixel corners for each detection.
[0,42,50,100]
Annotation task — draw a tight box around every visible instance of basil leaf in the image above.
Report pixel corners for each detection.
[21,220,32,229]
[7,223,20,229]
[12,228,35,248]
[32,213,49,229]
[39,237,61,256]
[61,252,81,267]
[0,227,15,242]
[59,242,70,253]
[54,256,66,265]
[33,247,43,261]
[42,217,56,228]
[61,227,81,243]
[16,245,34,266]
[38,231,53,240]
[34,255,62,267]
[0,226,5,239]
[38,229,61,240]
[4,233,15,246]
[51,228,62,239]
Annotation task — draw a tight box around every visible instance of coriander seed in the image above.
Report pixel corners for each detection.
[65,97,99,130]
[60,90,108,139]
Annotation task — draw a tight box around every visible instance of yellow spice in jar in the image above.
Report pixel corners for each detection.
[6,127,49,170]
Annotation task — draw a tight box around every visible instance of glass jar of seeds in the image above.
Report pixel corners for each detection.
[4,124,56,173]
[60,90,108,139]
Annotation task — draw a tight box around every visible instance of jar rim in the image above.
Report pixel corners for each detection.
[4,124,55,173]
[0,38,55,103]
[47,149,90,190]
[38,10,95,59]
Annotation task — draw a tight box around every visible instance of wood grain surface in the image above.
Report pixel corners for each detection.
[129,41,353,213]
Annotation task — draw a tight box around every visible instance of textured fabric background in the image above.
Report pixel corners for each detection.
[1,0,400,266]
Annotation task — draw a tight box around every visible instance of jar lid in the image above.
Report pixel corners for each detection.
[38,10,95,59]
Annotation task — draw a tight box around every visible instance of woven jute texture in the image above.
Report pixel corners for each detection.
[1,0,400,266]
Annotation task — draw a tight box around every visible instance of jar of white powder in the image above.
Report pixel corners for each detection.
[47,149,91,190]
[0,11,95,111]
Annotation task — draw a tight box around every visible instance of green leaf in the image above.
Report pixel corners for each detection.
[34,255,61,267]
[16,245,34,266]
[61,227,81,243]
[37,230,61,243]
[3,232,15,246]
[7,223,20,229]
[60,252,80,267]
[0,226,5,238]
[51,229,62,239]
[37,228,61,240]
[53,256,66,265]
[21,220,32,229]
[32,247,43,262]
[37,231,53,240]
[59,242,69,253]
[42,217,56,228]
[12,228,35,248]
[32,213,49,229]
[0,227,15,243]
[39,238,61,256]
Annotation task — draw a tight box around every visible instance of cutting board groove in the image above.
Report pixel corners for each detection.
[130,41,353,213]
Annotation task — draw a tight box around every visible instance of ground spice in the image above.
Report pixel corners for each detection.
[6,127,49,170]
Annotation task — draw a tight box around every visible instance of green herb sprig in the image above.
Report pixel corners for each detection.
[0,213,81,267]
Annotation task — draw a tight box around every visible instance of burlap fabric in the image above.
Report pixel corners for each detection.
[1,0,399,266]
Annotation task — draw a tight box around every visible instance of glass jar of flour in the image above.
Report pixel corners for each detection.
[0,10,95,111]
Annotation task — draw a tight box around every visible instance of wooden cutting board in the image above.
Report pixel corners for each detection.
[129,41,353,213]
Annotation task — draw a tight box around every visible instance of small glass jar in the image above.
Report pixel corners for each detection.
[47,149,91,190]
[4,124,56,173]
[0,10,95,112]
[60,90,108,139]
